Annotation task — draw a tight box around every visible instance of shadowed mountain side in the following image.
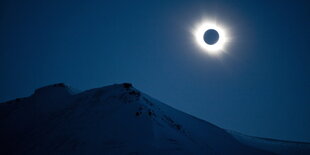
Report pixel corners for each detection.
[0,83,308,154]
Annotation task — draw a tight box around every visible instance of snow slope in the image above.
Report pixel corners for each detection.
[228,130,310,155]
[0,83,308,154]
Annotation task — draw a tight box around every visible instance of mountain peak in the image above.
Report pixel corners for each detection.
[1,83,309,155]
[33,83,78,96]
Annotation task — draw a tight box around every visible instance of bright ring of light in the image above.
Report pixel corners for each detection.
[193,21,229,56]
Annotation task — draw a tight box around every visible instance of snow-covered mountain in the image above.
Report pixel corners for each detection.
[0,83,309,154]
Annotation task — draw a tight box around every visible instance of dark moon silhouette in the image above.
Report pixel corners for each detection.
[203,29,219,45]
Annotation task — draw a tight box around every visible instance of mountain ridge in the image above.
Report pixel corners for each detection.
[0,83,309,154]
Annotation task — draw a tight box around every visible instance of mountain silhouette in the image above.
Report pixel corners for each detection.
[0,83,309,154]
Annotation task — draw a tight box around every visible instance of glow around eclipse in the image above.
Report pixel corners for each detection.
[193,20,230,56]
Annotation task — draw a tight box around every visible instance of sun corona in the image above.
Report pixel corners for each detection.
[193,20,229,56]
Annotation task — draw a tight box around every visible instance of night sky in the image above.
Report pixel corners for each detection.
[1,0,309,142]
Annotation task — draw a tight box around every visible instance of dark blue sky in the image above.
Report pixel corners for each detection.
[1,0,309,142]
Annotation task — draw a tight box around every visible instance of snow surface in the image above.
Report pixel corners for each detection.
[0,83,309,154]
[228,130,310,155]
